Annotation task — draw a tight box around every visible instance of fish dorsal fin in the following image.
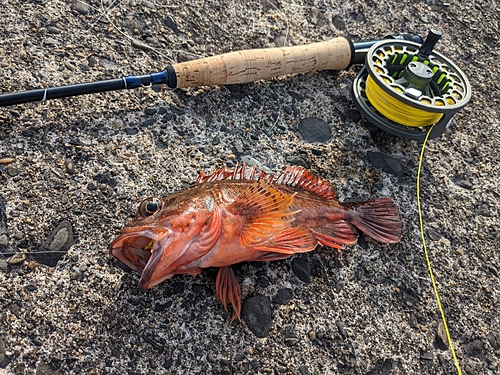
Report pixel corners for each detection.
[196,164,336,200]
[274,166,337,200]
[228,180,298,247]
[196,163,275,183]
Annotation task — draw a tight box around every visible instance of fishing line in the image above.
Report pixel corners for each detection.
[417,126,462,375]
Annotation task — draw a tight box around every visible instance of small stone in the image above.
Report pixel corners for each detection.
[308,331,316,341]
[8,252,26,265]
[291,257,311,283]
[65,159,76,174]
[298,117,332,143]
[64,61,76,71]
[145,107,157,116]
[71,0,90,15]
[28,261,37,270]
[366,151,404,176]
[242,295,272,338]
[273,288,293,305]
[299,365,312,375]
[0,234,8,248]
[285,155,309,168]
[332,15,346,30]
[436,321,448,347]
[420,350,433,360]
[131,39,151,51]
[0,259,8,273]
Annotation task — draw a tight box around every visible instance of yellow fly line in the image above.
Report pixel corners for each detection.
[417,126,462,375]
[365,75,443,127]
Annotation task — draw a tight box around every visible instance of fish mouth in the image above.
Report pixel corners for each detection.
[109,227,173,289]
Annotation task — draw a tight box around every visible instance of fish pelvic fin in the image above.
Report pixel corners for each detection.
[229,180,298,247]
[347,198,402,243]
[311,220,358,249]
[216,266,241,321]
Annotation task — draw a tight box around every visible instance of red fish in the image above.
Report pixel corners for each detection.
[110,164,402,320]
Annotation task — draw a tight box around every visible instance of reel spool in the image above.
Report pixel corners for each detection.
[351,30,471,140]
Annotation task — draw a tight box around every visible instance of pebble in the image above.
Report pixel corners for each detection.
[299,365,312,375]
[291,257,311,283]
[44,221,74,252]
[0,157,15,164]
[0,234,8,248]
[8,252,26,265]
[285,155,309,168]
[0,259,8,273]
[332,15,346,30]
[272,288,293,305]
[366,151,404,176]
[308,331,316,341]
[71,0,90,15]
[242,295,273,338]
[297,117,332,143]
[436,321,448,347]
[0,337,7,368]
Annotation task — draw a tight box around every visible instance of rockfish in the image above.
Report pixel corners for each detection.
[110,164,402,319]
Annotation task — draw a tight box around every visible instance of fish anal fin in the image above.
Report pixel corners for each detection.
[229,180,298,247]
[274,166,337,200]
[254,227,317,255]
[216,266,241,321]
[311,220,358,249]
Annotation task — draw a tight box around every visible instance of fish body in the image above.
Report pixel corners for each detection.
[110,164,402,319]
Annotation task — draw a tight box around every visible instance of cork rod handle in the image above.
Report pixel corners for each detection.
[171,37,354,88]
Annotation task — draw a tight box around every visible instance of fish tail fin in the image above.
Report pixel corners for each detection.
[346,198,402,243]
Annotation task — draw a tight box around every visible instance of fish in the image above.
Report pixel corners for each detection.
[110,164,402,320]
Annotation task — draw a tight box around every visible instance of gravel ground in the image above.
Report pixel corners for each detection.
[0,0,499,374]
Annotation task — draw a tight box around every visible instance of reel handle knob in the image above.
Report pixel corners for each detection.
[418,29,443,58]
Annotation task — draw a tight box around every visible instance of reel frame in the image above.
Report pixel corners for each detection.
[351,36,471,140]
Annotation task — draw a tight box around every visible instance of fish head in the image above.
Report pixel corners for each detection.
[110,194,219,289]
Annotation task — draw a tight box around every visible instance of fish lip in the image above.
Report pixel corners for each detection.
[109,227,163,275]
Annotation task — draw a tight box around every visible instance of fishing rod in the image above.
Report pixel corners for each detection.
[0,30,470,140]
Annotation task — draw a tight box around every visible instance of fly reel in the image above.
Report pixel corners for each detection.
[351,30,471,140]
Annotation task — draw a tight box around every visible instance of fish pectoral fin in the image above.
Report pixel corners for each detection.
[254,227,317,254]
[311,220,358,249]
[215,266,242,322]
[229,180,298,247]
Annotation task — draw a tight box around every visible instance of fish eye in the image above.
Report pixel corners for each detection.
[139,197,162,217]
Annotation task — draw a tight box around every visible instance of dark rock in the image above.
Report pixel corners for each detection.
[256,277,270,288]
[242,295,272,338]
[164,16,180,34]
[332,15,346,30]
[123,128,139,135]
[0,336,8,368]
[420,350,433,360]
[299,365,312,375]
[463,339,484,359]
[291,257,311,283]
[298,117,332,143]
[366,151,404,176]
[43,221,74,252]
[347,109,361,121]
[285,155,309,168]
[71,0,90,15]
[486,332,499,350]
[0,195,7,234]
[93,173,118,188]
[142,118,156,127]
[273,288,293,305]
[145,107,157,116]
